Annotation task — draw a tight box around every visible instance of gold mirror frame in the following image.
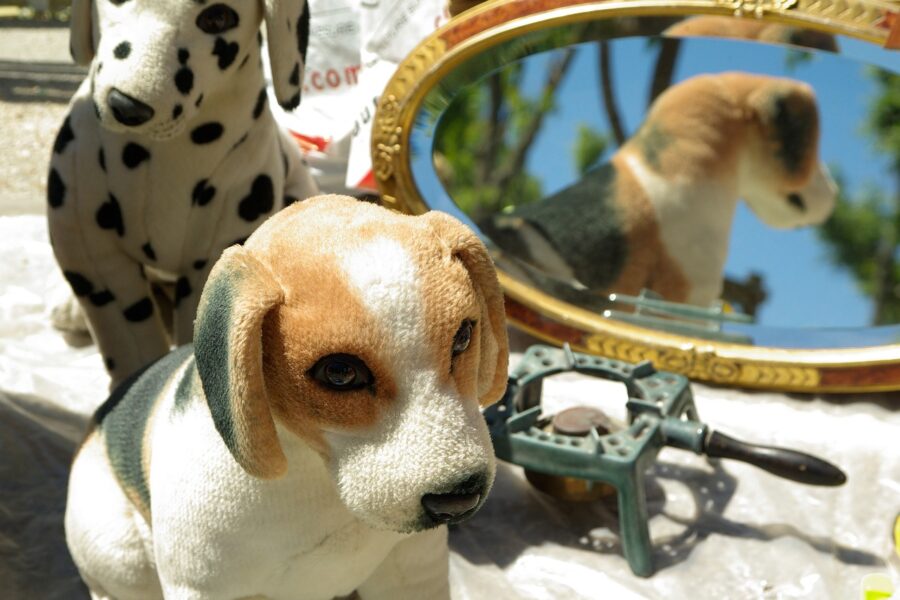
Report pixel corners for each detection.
[371,0,900,393]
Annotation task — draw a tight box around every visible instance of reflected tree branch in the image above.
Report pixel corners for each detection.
[478,72,505,186]
[647,38,681,107]
[599,41,627,147]
[493,48,576,193]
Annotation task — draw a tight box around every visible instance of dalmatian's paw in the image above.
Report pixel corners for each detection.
[51,294,90,335]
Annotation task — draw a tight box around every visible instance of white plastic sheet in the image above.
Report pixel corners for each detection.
[1,214,898,599]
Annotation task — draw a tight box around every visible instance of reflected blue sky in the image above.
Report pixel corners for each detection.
[512,35,896,328]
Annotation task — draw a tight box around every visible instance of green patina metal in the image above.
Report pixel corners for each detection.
[485,344,846,577]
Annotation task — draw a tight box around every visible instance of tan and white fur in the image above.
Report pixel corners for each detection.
[486,72,837,306]
[65,196,509,600]
[48,0,319,387]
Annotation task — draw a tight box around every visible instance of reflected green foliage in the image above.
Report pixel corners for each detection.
[573,124,609,176]
[817,72,900,325]
[434,53,575,223]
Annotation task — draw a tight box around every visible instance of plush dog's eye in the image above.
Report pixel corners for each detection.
[452,320,475,357]
[310,354,373,391]
[196,4,240,34]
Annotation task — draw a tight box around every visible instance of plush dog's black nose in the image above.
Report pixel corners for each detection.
[421,491,481,524]
[107,88,155,126]
[422,474,487,525]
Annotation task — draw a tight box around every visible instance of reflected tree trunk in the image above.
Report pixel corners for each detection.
[647,38,681,107]
[493,48,577,193]
[598,41,627,147]
[478,73,505,186]
[872,176,900,325]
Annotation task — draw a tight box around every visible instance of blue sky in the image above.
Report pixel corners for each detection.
[511,35,898,328]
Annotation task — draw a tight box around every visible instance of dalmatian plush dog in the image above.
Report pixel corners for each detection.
[65,195,509,600]
[48,0,318,386]
[484,72,837,307]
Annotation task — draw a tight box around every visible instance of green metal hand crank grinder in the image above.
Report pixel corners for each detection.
[484,344,846,577]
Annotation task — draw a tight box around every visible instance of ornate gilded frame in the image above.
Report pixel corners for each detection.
[371,0,900,392]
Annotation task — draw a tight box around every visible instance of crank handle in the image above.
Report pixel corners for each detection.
[704,430,847,487]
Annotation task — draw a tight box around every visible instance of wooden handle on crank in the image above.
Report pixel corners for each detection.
[705,431,847,486]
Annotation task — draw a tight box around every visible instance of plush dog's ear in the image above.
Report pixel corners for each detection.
[426,211,509,407]
[750,82,820,185]
[263,0,309,110]
[194,246,287,479]
[69,0,94,65]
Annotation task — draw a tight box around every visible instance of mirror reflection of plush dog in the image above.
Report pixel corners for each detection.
[65,196,509,600]
[48,0,318,387]
[484,72,837,306]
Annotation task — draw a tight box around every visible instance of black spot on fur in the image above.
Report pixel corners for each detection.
[192,179,216,206]
[178,48,189,65]
[280,92,301,111]
[89,290,115,307]
[105,357,116,371]
[297,5,310,62]
[96,194,125,237]
[289,63,300,86]
[191,122,223,144]
[64,271,93,296]
[99,148,106,171]
[238,175,274,222]
[47,168,66,208]
[53,117,75,154]
[284,195,298,207]
[213,37,239,70]
[123,297,154,322]
[195,94,204,108]
[142,242,156,261]
[173,104,183,120]
[253,88,267,119]
[114,41,131,59]
[175,67,194,95]
[192,259,207,271]
[174,277,192,307]
[122,143,150,168]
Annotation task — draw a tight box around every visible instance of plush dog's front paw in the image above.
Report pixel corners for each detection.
[50,294,90,335]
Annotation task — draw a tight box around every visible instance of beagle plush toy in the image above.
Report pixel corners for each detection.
[65,196,509,599]
[484,72,837,307]
[48,0,319,387]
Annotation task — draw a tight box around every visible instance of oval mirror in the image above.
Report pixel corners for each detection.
[372,0,900,392]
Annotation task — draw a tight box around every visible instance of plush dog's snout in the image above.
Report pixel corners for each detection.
[107,88,155,126]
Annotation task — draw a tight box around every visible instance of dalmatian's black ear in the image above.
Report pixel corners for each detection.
[194,246,287,479]
[263,0,309,111]
[69,0,95,65]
